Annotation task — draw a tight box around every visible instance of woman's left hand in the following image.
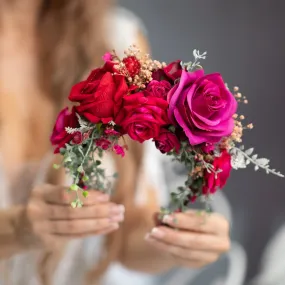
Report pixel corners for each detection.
[145,210,230,268]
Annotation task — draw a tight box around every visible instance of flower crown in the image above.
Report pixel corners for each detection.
[51,45,283,212]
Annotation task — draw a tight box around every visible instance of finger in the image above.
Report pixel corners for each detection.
[148,226,230,252]
[43,223,120,246]
[47,203,125,220]
[162,211,229,235]
[172,256,209,269]
[39,185,109,205]
[145,234,219,263]
[36,215,124,235]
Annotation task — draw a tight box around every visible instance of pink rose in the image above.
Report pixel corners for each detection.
[203,150,232,195]
[95,138,111,150]
[154,129,180,154]
[168,70,237,145]
[50,107,78,154]
[147,80,172,99]
[102,52,113,62]
[116,92,169,143]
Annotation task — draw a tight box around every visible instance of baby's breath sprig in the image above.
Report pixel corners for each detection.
[114,45,165,89]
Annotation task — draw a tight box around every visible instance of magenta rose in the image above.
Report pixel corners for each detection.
[50,107,78,154]
[203,150,232,195]
[201,143,215,154]
[152,60,182,82]
[69,67,128,124]
[146,80,172,99]
[116,92,169,143]
[168,70,237,145]
[113,144,125,157]
[154,129,180,154]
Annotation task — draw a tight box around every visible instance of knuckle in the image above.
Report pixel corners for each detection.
[27,201,45,220]
[47,205,56,219]
[208,254,219,263]
[58,188,68,203]
[32,185,44,197]
[66,220,75,232]
[190,234,204,249]
[213,213,230,232]
[95,219,107,229]
[64,207,72,219]
[222,238,231,252]
[195,261,208,268]
[91,206,100,217]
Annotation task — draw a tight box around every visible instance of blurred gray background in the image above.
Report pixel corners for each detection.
[118,0,285,284]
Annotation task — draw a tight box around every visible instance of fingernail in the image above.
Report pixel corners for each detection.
[97,194,109,202]
[110,214,124,222]
[150,227,165,238]
[163,215,173,224]
[110,205,125,215]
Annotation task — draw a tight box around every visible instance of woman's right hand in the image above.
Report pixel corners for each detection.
[25,184,124,247]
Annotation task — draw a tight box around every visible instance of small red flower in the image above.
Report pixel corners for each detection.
[113,144,125,157]
[72,132,83,145]
[95,138,111,150]
[203,150,232,195]
[123,56,141,77]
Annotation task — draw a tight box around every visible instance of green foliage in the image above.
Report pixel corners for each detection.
[56,126,120,208]
[70,184,79,191]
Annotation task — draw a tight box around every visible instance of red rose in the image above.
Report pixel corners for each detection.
[203,150,232,195]
[154,129,180,154]
[95,138,112,150]
[50,107,78,154]
[69,67,128,124]
[146,80,172,99]
[116,92,169,143]
[152,60,182,82]
[72,131,83,145]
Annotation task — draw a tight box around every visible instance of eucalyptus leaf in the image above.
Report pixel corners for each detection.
[245,148,254,156]
[256,158,270,166]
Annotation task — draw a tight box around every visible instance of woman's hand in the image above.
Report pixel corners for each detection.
[24,184,125,248]
[145,210,230,268]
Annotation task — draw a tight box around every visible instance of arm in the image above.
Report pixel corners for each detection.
[118,186,175,274]
[0,206,39,259]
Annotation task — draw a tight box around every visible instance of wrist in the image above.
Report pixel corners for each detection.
[10,206,42,250]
